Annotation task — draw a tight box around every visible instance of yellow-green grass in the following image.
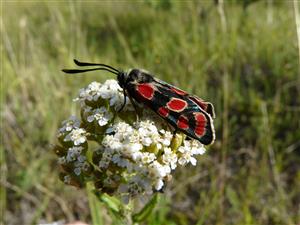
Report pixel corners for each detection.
[2,1,300,224]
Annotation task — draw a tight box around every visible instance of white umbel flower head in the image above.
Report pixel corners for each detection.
[56,79,210,204]
[75,80,131,111]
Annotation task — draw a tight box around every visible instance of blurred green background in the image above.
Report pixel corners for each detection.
[2,1,300,224]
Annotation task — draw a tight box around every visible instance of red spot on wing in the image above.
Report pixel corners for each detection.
[177,115,189,130]
[171,87,188,96]
[158,107,169,117]
[193,112,207,137]
[137,83,155,100]
[167,98,188,112]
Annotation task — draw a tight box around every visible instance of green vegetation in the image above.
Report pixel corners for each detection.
[2,1,300,224]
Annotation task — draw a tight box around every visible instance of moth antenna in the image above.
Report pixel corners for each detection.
[73,59,120,73]
[62,67,119,75]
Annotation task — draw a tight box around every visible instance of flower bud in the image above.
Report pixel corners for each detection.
[59,172,84,188]
[170,133,185,152]
[52,144,67,156]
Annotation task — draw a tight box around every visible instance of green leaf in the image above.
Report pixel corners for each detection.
[132,193,159,223]
[98,193,121,213]
[93,190,128,223]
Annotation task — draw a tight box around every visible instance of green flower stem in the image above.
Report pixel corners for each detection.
[86,182,103,225]
[87,180,159,224]
[132,193,159,223]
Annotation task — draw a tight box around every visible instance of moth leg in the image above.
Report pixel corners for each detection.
[166,123,173,132]
[118,89,127,113]
[128,95,139,121]
[172,128,178,139]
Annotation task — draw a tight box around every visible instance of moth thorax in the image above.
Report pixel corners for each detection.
[117,72,128,88]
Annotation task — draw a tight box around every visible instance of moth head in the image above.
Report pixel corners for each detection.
[127,68,154,83]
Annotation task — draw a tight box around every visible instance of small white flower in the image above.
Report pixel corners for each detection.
[99,159,110,169]
[58,156,66,164]
[75,82,102,102]
[72,155,89,176]
[77,155,86,163]
[85,81,103,101]
[63,175,71,184]
[66,146,83,162]
[110,94,127,110]
[177,140,206,166]
[137,120,160,147]
[162,148,178,170]
[102,135,122,150]
[141,136,152,146]
[99,80,122,99]
[149,161,171,178]
[124,143,143,153]
[159,130,173,147]
[127,130,140,143]
[96,80,128,110]
[64,128,87,145]
[189,140,206,155]
[113,122,134,141]
[59,116,80,134]
[86,107,113,126]
[74,167,81,176]
[154,179,164,191]
[141,152,156,164]
[123,143,143,161]
[99,150,113,168]
[112,154,130,168]
[178,150,197,166]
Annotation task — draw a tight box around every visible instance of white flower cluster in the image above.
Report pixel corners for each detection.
[75,80,130,111]
[58,146,90,176]
[58,115,80,133]
[57,116,87,146]
[96,120,206,203]
[55,79,207,203]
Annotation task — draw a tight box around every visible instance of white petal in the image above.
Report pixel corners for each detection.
[98,119,108,126]
[190,157,197,166]
[178,157,187,166]
[87,115,94,122]
[154,179,164,190]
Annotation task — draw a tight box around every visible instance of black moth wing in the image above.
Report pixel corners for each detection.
[125,74,215,145]
[153,78,216,118]
[153,79,215,145]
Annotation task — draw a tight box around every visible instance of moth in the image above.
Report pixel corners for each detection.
[63,59,215,145]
